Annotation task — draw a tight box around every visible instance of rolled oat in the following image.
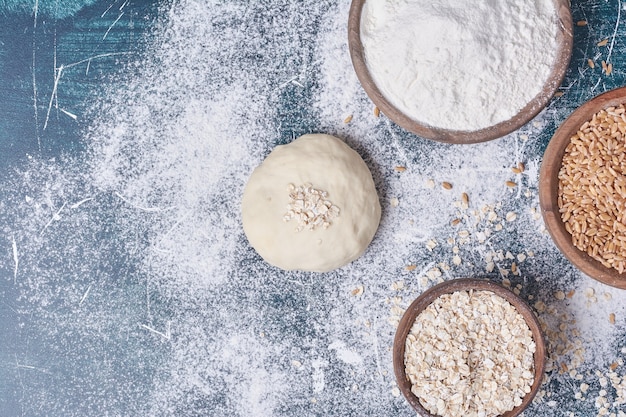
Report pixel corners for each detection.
[404,290,536,417]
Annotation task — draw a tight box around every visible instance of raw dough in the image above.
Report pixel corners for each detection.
[241,134,381,272]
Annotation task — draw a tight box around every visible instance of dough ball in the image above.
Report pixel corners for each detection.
[241,134,381,272]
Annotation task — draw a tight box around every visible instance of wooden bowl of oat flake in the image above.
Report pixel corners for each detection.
[540,86,626,289]
[393,278,546,417]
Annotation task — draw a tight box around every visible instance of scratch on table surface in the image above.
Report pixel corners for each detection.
[79,284,92,306]
[32,0,40,152]
[154,213,190,252]
[70,197,94,209]
[60,108,78,120]
[11,236,18,284]
[277,76,304,90]
[606,0,621,64]
[15,362,51,375]
[62,52,132,76]
[40,202,67,236]
[101,1,116,18]
[43,65,63,131]
[140,322,172,340]
[591,76,603,92]
[103,12,125,41]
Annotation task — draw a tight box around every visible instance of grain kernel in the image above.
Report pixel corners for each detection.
[597,39,609,47]
[442,181,453,190]
[351,285,364,296]
[506,181,517,187]
[374,106,380,117]
[461,192,469,208]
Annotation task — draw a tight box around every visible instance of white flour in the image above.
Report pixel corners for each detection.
[360,0,558,131]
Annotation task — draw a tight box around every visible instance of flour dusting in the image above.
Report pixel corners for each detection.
[2,0,626,416]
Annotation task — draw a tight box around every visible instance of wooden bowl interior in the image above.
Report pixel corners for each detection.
[393,279,546,417]
[348,0,573,144]
[539,86,626,289]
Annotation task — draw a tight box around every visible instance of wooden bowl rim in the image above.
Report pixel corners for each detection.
[347,0,573,144]
[539,86,626,289]
[393,278,546,417]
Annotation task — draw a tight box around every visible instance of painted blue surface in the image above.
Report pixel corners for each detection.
[1,1,626,416]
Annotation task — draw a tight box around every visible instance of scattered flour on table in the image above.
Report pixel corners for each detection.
[2,0,626,416]
[360,0,558,130]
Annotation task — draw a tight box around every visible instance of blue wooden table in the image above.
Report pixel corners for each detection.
[1,1,626,416]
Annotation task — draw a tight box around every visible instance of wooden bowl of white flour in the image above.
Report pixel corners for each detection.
[348,0,573,143]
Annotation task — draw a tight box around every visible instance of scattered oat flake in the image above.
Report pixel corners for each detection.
[554,290,566,300]
[584,287,595,298]
[442,181,453,190]
[517,253,527,262]
[554,91,564,97]
[405,264,417,272]
[391,281,404,291]
[609,313,616,324]
[425,179,435,189]
[452,255,462,266]
[506,212,517,222]
[610,362,619,371]
[390,197,399,207]
[426,239,438,250]
[566,289,575,298]
[534,300,546,313]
